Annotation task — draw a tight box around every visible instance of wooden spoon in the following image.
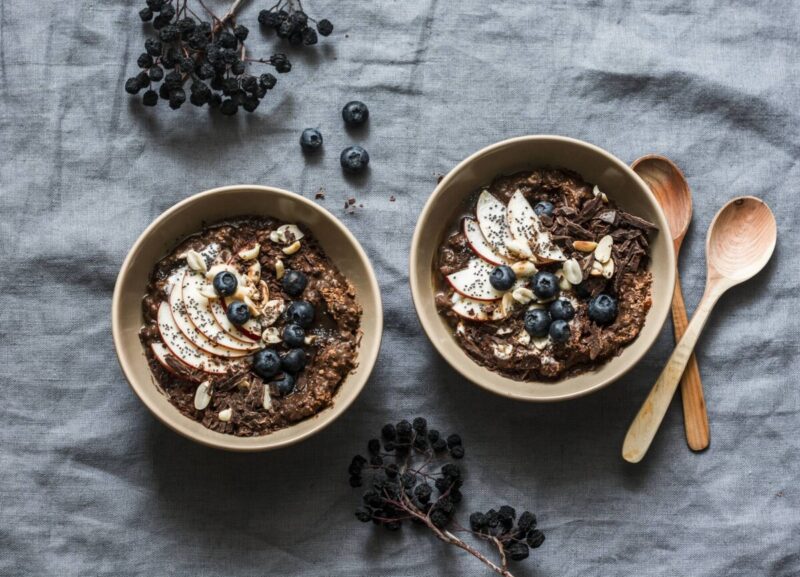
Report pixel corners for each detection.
[622,197,776,463]
[631,155,709,452]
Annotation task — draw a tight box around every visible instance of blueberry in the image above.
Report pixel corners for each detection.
[213,271,238,297]
[253,349,281,379]
[282,270,308,297]
[588,293,618,325]
[549,319,571,343]
[226,300,250,325]
[281,348,308,373]
[531,271,559,299]
[283,323,305,347]
[273,373,296,396]
[300,128,323,152]
[489,265,516,291]
[287,301,315,328]
[524,309,551,338]
[342,100,369,125]
[340,146,370,174]
[533,201,554,217]
[549,299,575,321]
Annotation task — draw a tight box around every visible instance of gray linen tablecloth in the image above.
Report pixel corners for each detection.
[2,1,798,575]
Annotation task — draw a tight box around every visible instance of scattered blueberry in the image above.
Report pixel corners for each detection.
[489,265,516,291]
[524,309,551,338]
[253,349,281,379]
[549,319,571,343]
[226,300,250,325]
[287,301,315,328]
[533,201,554,217]
[282,270,308,297]
[213,271,238,297]
[342,101,369,126]
[588,293,618,325]
[340,145,370,174]
[531,271,559,299]
[300,128,323,152]
[273,373,296,396]
[283,323,305,347]
[281,348,308,373]
[549,299,575,321]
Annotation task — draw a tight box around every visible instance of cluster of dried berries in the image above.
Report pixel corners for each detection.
[126,0,291,114]
[348,418,544,577]
[258,0,333,46]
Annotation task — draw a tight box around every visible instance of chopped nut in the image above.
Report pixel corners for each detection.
[593,185,609,203]
[496,326,514,336]
[262,385,272,411]
[590,260,604,276]
[218,408,232,422]
[304,334,318,345]
[247,261,261,283]
[277,224,305,243]
[492,342,514,360]
[532,335,550,350]
[573,240,598,252]
[602,258,615,279]
[499,292,517,317]
[262,327,281,344]
[511,260,537,278]
[282,240,301,255]
[269,231,282,244]
[555,270,572,291]
[512,286,534,304]
[506,238,533,259]
[238,243,261,260]
[193,381,212,410]
[275,259,285,280]
[185,250,207,274]
[261,299,285,326]
[594,235,613,263]
[258,280,270,303]
[562,258,583,285]
[516,328,531,347]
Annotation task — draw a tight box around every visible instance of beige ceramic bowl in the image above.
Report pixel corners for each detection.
[410,136,675,402]
[112,185,383,451]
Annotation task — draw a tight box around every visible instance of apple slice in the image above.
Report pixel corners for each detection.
[181,271,261,352]
[476,190,513,258]
[150,341,202,381]
[446,258,505,302]
[221,297,264,341]
[210,299,260,343]
[463,218,509,266]
[451,294,506,322]
[169,285,251,358]
[507,190,566,262]
[156,301,229,375]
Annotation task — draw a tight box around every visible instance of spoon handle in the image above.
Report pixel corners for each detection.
[622,288,722,463]
[671,273,711,451]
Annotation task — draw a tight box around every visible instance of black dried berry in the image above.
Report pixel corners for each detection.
[317,19,333,36]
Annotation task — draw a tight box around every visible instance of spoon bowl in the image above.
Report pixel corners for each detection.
[632,155,693,243]
[707,197,777,283]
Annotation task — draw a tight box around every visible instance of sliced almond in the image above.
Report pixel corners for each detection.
[532,335,550,350]
[511,260,537,278]
[590,260,604,276]
[506,238,533,259]
[193,381,212,410]
[275,259,285,280]
[247,261,261,284]
[282,240,301,255]
[218,408,232,422]
[594,235,613,264]
[261,299,285,326]
[262,327,281,344]
[269,230,282,244]
[592,185,609,203]
[277,224,305,243]
[512,286,534,304]
[262,385,272,411]
[501,292,517,317]
[185,249,207,274]
[259,280,270,303]
[238,243,261,260]
[492,342,514,360]
[562,258,583,285]
[602,258,615,279]
[573,240,598,252]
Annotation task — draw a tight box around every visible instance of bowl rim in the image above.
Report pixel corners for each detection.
[112,184,384,451]
[409,135,675,402]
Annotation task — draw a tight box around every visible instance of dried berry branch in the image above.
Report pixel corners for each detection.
[126,0,291,114]
[348,418,545,577]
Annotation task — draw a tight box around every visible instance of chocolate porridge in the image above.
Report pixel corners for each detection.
[139,217,362,436]
[435,169,657,381]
